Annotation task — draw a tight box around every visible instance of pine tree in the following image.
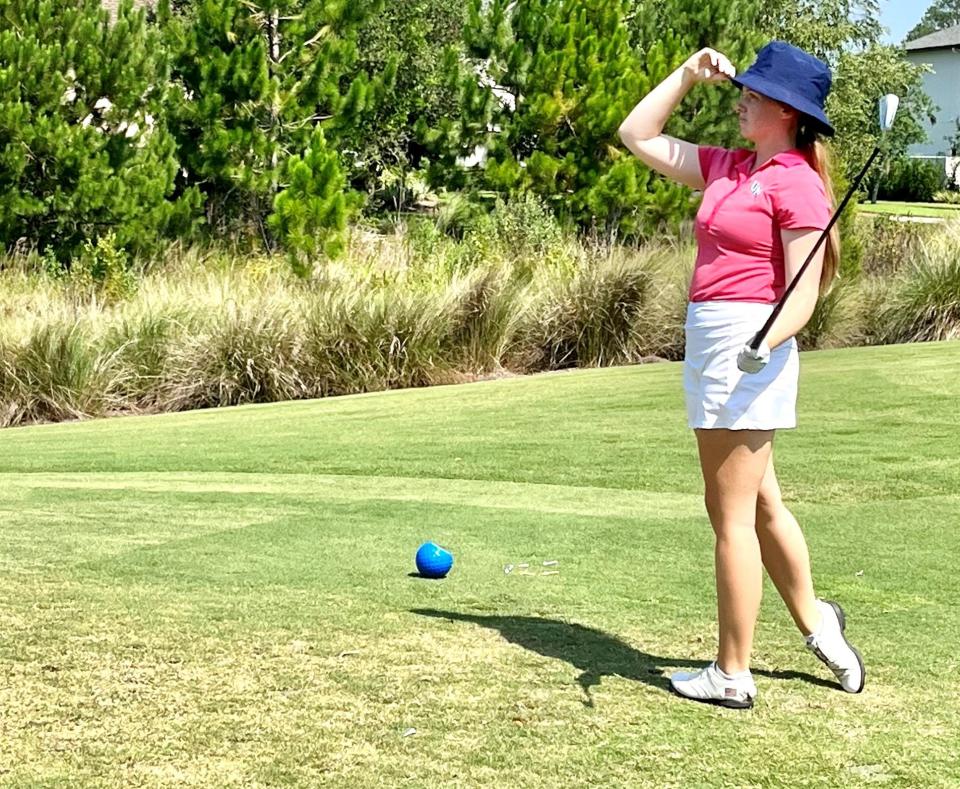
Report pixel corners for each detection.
[438,0,762,241]
[0,0,191,259]
[158,0,378,248]
[269,126,361,274]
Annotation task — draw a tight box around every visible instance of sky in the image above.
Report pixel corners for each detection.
[880,0,936,44]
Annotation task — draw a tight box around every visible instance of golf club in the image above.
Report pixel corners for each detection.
[746,94,901,353]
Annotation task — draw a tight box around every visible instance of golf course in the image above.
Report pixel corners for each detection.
[1,341,958,787]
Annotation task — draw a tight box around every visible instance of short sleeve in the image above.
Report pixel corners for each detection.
[772,167,832,230]
[697,145,730,186]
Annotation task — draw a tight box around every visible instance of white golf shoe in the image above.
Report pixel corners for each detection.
[806,599,865,693]
[669,662,757,709]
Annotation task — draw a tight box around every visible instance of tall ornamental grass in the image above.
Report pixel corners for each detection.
[877,222,960,343]
[1,209,958,428]
[0,229,692,427]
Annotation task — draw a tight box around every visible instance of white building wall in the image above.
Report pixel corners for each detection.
[906,48,960,156]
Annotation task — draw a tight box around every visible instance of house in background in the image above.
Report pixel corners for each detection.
[905,25,960,179]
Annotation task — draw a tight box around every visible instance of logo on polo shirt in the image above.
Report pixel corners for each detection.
[750,180,763,197]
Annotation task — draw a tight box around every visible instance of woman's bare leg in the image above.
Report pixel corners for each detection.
[695,428,773,674]
[755,454,820,635]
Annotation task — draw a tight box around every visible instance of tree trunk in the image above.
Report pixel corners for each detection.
[264,7,281,252]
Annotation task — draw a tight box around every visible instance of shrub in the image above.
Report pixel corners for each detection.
[878,230,960,343]
[442,266,525,373]
[797,279,858,350]
[301,282,455,394]
[933,190,960,205]
[876,158,945,203]
[1,320,116,425]
[434,192,485,241]
[4,219,959,429]
[104,310,186,408]
[852,276,898,347]
[831,152,864,279]
[69,232,138,300]
[485,193,567,259]
[517,251,652,370]
[402,217,461,279]
[859,215,939,277]
[160,298,308,410]
[457,193,571,275]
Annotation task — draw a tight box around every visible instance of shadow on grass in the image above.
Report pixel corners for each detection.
[411,609,835,706]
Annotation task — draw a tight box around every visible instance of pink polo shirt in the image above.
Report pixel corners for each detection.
[690,146,832,304]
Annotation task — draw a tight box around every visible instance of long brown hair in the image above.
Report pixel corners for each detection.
[797,121,839,294]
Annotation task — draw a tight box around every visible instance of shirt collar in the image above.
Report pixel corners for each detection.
[737,148,810,174]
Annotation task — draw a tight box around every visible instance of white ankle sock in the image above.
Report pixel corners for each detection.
[716,663,751,681]
[806,601,830,639]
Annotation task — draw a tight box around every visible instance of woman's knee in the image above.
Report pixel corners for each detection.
[704,489,759,535]
[755,455,784,524]
[756,485,782,524]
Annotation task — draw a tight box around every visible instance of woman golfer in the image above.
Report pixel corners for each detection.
[618,42,864,708]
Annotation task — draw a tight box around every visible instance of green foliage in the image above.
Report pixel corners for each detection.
[449,194,575,278]
[302,284,466,393]
[165,298,308,408]
[70,231,138,300]
[759,2,934,182]
[434,193,487,240]
[1,320,113,425]
[876,157,946,203]
[450,0,762,241]
[268,127,361,275]
[933,190,960,204]
[907,0,960,42]
[860,215,939,276]
[467,193,567,261]
[518,253,654,369]
[4,217,960,423]
[348,0,470,211]
[829,46,935,185]
[797,278,858,348]
[0,0,193,258]
[759,0,882,61]
[158,0,376,243]
[827,148,864,279]
[443,266,524,372]
[104,311,184,406]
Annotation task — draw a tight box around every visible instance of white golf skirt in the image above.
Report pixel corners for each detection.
[684,301,799,431]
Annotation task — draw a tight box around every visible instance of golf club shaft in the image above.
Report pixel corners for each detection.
[748,145,883,351]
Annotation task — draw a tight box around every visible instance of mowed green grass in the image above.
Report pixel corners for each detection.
[1,343,959,787]
[858,200,960,219]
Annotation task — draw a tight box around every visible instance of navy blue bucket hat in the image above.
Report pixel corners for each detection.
[731,41,834,137]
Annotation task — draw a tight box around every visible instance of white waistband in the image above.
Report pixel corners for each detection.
[685,300,776,331]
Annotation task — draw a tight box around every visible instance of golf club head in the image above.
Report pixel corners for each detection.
[879,94,900,133]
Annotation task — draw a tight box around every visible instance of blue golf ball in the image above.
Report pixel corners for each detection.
[415,542,453,578]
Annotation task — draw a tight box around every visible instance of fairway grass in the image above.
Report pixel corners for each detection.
[858,201,960,219]
[1,343,959,787]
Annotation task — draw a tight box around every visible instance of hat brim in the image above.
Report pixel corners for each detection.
[731,74,835,137]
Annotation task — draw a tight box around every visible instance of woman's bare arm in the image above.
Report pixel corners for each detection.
[764,228,826,349]
[618,48,736,190]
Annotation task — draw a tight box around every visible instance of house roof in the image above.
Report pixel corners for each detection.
[906,25,960,52]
